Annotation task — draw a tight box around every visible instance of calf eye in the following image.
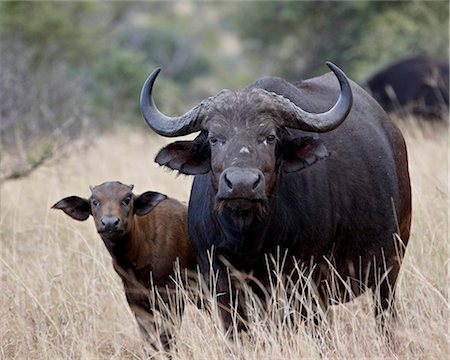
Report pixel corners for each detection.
[91,199,100,207]
[122,197,131,206]
[266,135,276,143]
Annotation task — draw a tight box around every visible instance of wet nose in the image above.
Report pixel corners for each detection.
[100,216,120,232]
[219,167,265,199]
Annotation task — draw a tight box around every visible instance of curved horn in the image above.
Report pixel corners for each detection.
[280,62,353,132]
[140,68,205,137]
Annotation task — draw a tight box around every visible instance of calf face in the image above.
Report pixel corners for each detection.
[52,181,166,245]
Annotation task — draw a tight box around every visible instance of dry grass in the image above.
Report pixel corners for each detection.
[1,119,448,359]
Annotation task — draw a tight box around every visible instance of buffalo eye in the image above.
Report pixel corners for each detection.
[209,136,225,146]
[91,199,100,207]
[261,134,276,145]
[122,197,131,206]
[209,137,218,144]
[266,134,276,144]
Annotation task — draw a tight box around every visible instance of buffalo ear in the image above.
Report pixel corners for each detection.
[280,135,329,173]
[51,196,91,221]
[134,191,167,216]
[155,131,210,175]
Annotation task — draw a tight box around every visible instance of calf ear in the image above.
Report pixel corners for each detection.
[51,196,91,221]
[280,135,329,173]
[134,191,167,216]
[155,131,210,175]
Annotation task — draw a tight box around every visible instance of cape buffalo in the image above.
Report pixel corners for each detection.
[140,62,411,333]
[52,182,196,350]
[365,55,449,120]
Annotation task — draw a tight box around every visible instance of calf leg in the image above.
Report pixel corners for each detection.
[127,292,174,352]
[125,281,185,353]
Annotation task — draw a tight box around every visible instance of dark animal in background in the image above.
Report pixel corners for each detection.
[364,55,449,120]
[52,181,195,350]
[140,62,411,333]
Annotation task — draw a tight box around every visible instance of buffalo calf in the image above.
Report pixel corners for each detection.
[52,181,195,351]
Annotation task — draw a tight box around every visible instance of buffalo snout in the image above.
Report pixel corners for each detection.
[99,216,121,233]
[217,167,265,209]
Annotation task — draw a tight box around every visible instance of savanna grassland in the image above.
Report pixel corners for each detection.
[1,119,448,359]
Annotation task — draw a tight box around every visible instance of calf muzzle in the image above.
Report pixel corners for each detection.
[98,216,121,233]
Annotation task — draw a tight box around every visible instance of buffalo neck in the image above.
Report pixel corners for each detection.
[100,220,153,271]
[100,231,135,270]
[215,206,268,267]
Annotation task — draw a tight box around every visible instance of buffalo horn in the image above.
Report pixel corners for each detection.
[140,68,206,137]
[279,62,353,132]
[141,62,353,137]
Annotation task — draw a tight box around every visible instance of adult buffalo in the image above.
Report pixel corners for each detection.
[364,55,449,120]
[140,62,411,332]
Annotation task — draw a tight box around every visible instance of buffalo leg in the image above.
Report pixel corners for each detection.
[198,256,246,338]
[372,262,400,322]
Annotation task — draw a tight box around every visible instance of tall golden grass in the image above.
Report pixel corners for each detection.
[1,119,448,359]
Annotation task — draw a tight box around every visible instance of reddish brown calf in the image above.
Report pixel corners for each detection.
[52,181,195,351]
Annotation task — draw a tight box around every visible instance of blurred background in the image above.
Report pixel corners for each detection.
[0,0,448,181]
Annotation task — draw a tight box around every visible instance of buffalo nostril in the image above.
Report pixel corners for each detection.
[252,174,262,190]
[224,173,233,190]
[101,216,120,229]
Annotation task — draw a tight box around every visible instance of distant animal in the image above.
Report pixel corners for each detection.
[364,55,449,119]
[140,62,411,333]
[52,181,196,350]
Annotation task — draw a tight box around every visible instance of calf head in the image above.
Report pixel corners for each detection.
[52,181,166,244]
[141,63,353,214]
